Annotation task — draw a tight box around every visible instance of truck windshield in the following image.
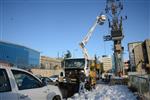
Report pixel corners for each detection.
[64,59,85,68]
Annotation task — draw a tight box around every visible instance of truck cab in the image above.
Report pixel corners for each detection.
[59,58,100,98]
[62,58,90,83]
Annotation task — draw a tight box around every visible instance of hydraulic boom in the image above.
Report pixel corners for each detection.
[79,14,106,59]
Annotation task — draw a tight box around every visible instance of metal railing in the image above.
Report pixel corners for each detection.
[128,74,150,100]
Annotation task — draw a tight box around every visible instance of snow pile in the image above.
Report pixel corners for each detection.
[68,84,137,100]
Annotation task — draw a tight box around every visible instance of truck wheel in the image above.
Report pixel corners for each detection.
[52,95,61,100]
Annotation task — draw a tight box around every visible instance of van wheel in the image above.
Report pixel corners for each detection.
[52,95,61,100]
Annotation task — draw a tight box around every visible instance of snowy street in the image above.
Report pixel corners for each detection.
[68,84,137,100]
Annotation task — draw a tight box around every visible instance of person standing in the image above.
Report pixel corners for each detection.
[79,71,86,94]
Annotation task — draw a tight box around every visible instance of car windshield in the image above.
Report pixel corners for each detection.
[64,59,85,68]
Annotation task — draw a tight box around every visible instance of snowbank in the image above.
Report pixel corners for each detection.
[68,84,137,100]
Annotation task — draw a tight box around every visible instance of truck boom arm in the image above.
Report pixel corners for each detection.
[79,15,106,59]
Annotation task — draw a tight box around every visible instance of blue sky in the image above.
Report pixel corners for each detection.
[0,0,150,60]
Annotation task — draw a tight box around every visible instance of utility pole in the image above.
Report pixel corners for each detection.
[103,0,127,75]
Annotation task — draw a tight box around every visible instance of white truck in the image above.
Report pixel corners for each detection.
[0,66,62,100]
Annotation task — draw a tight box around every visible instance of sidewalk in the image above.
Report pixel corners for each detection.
[68,83,137,100]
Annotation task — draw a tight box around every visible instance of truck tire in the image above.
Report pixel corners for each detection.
[52,95,61,100]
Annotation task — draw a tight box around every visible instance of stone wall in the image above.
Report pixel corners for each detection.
[31,68,64,77]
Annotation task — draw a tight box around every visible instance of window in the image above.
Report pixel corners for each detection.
[0,69,11,92]
[50,75,58,78]
[60,72,63,76]
[11,70,43,90]
[65,59,85,68]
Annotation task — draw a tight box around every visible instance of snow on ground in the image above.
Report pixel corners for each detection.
[68,84,137,100]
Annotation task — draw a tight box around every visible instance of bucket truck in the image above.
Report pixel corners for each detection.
[60,14,106,96]
[79,14,106,89]
[79,14,106,77]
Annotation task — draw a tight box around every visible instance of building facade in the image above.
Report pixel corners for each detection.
[40,56,62,70]
[144,39,150,68]
[100,55,112,72]
[128,42,142,71]
[129,39,150,74]
[133,44,145,73]
[0,41,40,68]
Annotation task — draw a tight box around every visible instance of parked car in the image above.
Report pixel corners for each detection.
[49,75,59,82]
[0,66,62,100]
[40,77,58,86]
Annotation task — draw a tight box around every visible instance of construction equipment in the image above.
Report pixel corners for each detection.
[59,14,106,97]
[79,14,106,60]
[61,58,92,97]
[62,58,100,93]
[79,14,106,78]
[78,14,106,90]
